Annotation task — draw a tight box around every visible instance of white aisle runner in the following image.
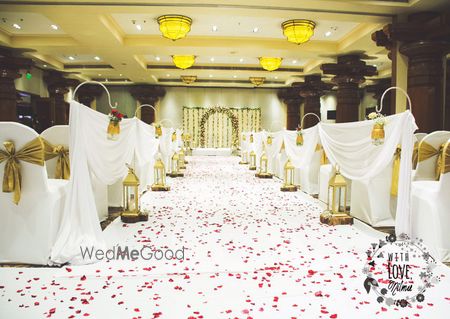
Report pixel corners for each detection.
[1,156,450,318]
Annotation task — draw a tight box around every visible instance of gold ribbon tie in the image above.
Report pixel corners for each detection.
[0,138,45,204]
[42,138,70,180]
[391,146,401,196]
[418,141,446,180]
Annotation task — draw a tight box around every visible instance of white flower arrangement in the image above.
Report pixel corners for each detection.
[367,112,387,126]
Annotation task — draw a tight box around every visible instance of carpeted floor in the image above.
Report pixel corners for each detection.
[1,156,449,318]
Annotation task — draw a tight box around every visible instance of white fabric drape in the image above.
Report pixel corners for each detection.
[50,102,159,264]
[318,111,417,235]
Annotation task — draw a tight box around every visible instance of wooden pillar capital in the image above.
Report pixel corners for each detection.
[129,85,166,124]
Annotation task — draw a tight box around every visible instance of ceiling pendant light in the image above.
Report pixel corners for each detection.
[282,19,316,45]
[180,75,197,84]
[172,55,196,69]
[259,57,282,71]
[249,77,265,87]
[157,15,192,41]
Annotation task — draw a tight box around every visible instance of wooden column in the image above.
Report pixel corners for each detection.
[0,47,32,121]
[44,71,79,125]
[293,75,332,128]
[278,87,303,130]
[446,60,450,130]
[372,12,450,132]
[321,55,377,123]
[76,84,104,108]
[130,85,166,124]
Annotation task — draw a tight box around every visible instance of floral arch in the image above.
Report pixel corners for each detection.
[199,107,239,147]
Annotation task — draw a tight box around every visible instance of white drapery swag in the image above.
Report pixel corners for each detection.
[50,101,159,265]
[318,111,417,236]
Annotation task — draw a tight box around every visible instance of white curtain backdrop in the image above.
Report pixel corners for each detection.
[50,101,159,265]
[318,111,417,235]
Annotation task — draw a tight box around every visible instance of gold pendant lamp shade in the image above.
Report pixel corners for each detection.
[172,55,196,69]
[249,77,265,86]
[181,75,197,84]
[259,57,282,71]
[157,15,192,41]
[282,19,316,45]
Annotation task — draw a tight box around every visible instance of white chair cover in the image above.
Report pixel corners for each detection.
[414,131,450,181]
[41,125,109,222]
[411,139,450,261]
[0,122,67,264]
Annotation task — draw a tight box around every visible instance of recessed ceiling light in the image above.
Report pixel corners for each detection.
[136,24,142,31]
[155,56,160,61]
[325,31,332,37]
[239,58,244,62]
[210,57,215,62]
[166,74,170,77]
[51,24,58,30]
[12,23,21,30]
[233,75,237,78]
[43,64,47,68]
[209,74,213,78]
[119,73,122,76]
[105,78,108,82]
[98,73,102,76]
[274,76,278,79]
[68,56,75,61]
[94,56,100,61]
[212,25,218,32]
[292,60,297,64]
[253,27,259,33]
[373,64,377,67]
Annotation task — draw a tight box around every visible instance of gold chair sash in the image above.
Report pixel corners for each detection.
[0,138,45,204]
[418,141,445,180]
[412,142,419,169]
[442,141,449,175]
[391,146,401,196]
[41,138,70,180]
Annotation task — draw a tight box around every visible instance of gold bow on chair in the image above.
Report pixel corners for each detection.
[441,141,449,175]
[418,141,445,180]
[41,139,70,180]
[0,138,45,204]
[391,146,401,196]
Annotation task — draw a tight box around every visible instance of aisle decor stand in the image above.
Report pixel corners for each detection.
[73,81,149,223]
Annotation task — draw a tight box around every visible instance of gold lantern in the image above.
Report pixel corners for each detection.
[296,129,304,146]
[169,152,184,177]
[281,19,316,45]
[178,149,186,169]
[371,123,385,146]
[155,124,162,138]
[250,134,254,143]
[267,135,272,145]
[157,15,192,41]
[249,150,257,170]
[239,150,249,165]
[256,151,272,178]
[121,165,148,223]
[172,131,177,142]
[281,159,297,191]
[151,157,170,191]
[320,167,353,225]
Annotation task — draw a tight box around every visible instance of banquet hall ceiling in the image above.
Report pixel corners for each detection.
[0,0,448,88]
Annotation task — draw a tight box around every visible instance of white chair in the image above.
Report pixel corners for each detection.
[350,161,395,227]
[0,122,66,264]
[414,131,450,181]
[411,139,450,262]
[294,148,322,194]
[41,125,108,222]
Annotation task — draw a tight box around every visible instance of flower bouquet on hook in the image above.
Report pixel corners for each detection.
[368,111,387,146]
[107,109,124,141]
[296,125,303,146]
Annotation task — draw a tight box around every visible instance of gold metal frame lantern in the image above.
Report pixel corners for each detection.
[320,166,353,225]
[169,152,184,177]
[121,165,148,223]
[239,150,249,165]
[249,150,257,170]
[151,157,170,191]
[281,159,297,191]
[178,149,186,169]
[256,151,272,178]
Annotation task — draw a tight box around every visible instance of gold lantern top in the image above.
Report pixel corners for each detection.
[172,131,177,142]
[329,169,347,188]
[282,19,316,45]
[155,157,165,170]
[267,135,272,145]
[172,55,196,69]
[157,15,192,41]
[259,57,282,71]
[284,158,294,171]
[123,166,140,187]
